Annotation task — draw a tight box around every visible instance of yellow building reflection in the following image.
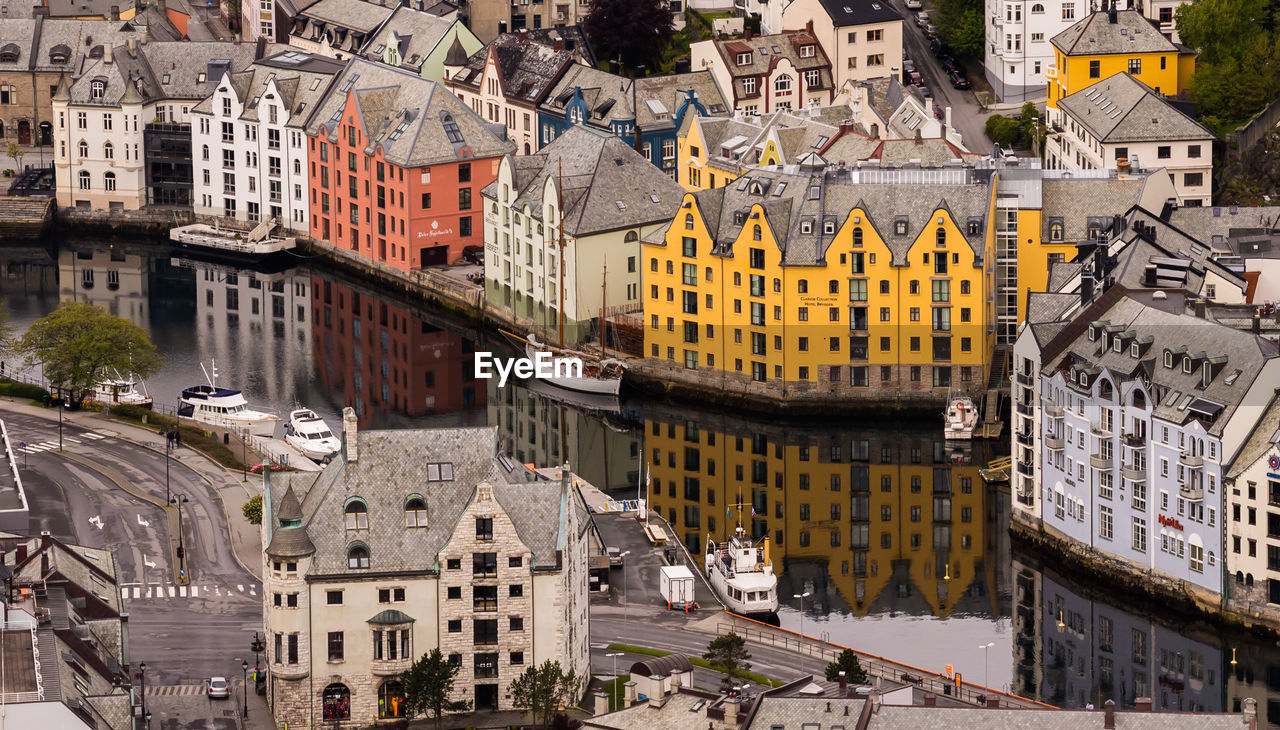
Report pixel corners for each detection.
[644,408,999,619]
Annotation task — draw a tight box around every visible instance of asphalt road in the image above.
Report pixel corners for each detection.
[5,411,262,686]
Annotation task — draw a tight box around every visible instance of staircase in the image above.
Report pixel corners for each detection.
[978,344,1011,439]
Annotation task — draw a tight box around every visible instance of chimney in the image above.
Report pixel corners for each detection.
[1133,697,1152,713]
[1244,698,1257,727]
[723,693,741,720]
[127,37,138,56]
[592,691,610,715]
[806,19,813,33]
[670,670,683,689]
[914,128,923,145]
[103,44,113,64]
[986,696,999,709]
[838,670,847,694]
[40,531,51,549]
[343,406,358,462]
[518,28,528,42]
[255,36,267,60]
[744,27,753,40]
[553,37,564,51]
[624,681,637,705]
[1104,699,1116,729]
[109,3,119,19]
[1080,274,1095,307]
[923,693,937,708]
[1254,314,1262,334]
[1108,0,1117,22]
[1143,264,1156,287]
[14,544,26,564]
[1195,299,1207,319]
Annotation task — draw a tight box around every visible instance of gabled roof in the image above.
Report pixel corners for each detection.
[707,30,833,101]
[361,4,457,71]
[1051,9,1180,55]
[633,70,730,131]
[449,33,578,104]
[539,64,635,128]
[1058,73,1212,143]
[66,40,274,106]
[814,0,902,27]
[191,50,342,125]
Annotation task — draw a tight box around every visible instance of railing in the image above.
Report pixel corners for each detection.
[1044,435,1064,450]
[1089,453,1112,469]
[1180,485,1204,501]
[1179,453,1204,468]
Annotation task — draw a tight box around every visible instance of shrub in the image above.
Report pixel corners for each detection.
[985,114,1024,148]
[0,379,49,401]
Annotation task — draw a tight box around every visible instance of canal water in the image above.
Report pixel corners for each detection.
[5,235,1280,723]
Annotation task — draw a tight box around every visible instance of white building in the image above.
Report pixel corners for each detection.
[1046,73,1213,206]
[1013,287,1280,600]
[1224,397,1280,610]
[481,126,683,344]
[52,40,265,211]
[262,416,590,727]
[983,0,1079,102]
[191,50,343,229]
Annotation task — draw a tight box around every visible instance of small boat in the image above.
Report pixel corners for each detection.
[502,330,624,396]
[283,408,341,463]
[944,394,978,441]
[177,360,278,437]
[526,378,622,414]
[169,218,296,264]
[87,371,153,409]
[705,526,779,616]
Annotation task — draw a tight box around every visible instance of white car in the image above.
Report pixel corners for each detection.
[916,10,930,26]
[207,677,230,699]
[905,0,922,9]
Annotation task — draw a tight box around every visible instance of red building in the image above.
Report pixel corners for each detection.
[311,273,486,425]
[305,58,513,271]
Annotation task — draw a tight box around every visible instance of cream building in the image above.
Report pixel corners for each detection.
[262,414,590,727]
[691,30,835,115]
[1046,72,1213,206]
[775,0,904,87]
[58,246,149,328]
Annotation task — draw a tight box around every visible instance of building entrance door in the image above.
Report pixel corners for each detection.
[17,120,30,145]
[475,683,498,711]
[419,244,448,268]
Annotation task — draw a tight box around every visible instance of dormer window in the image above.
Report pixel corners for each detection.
[894,220,907,236]
[347,544,370,570]
[1049,220,1064,241]
[800,220,813,234]
[405,497,427,528]
[1078,371,1088,386]
[1131,343,1140,358]
[967,220,981,235]
[1202,363,1212,387]
[1183,356,1192,374]
[1113,338,1122,353]
[736,52,752,65]
[1088,326,1098,342]
[345,498,369,529]
[823,220,835,234]
[90,79,106,101]
[800,44,816,58]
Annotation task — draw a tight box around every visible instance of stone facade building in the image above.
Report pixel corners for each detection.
[261,410,590,728]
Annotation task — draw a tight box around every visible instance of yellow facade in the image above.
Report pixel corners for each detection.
[1047,47,1193,111]
[678,118,741,193]
[643,416,994,618]
[1011,208,1075,326]
[643,174,998,397]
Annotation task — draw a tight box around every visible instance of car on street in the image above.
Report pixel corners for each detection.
[607,546,624,566]
[461,245,484,265]
[949,70,972,89]
[939,56,959,73]
[908,71,925,88]
[904,0,922,8]
[915,10,930,26]
[903,59,916,74]
[924,23,939,37]
[207,677,230,699]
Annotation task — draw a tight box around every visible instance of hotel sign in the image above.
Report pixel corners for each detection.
[1157,514,1184,531]
[415,220,454,239]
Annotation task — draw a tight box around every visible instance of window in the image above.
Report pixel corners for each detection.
[1132,517,1147,552]
[1184,172,1203,187]
[510,616,524,631]
[867,54,884,66]
[405,497,428,527]
[867,29,883,41]
[327,631,344,661]
[473,619,498,645]
[345,500,368,529]
[1062,2,1074,18]
[1158,146,1171,159]
[326,590,343,605]
[476,517,494,540]
[378,587,406,603]
[347,545,369,569]
[322,684,350,720]
[1188,144,1201,158]
[743,77,757,95]
[1089,60,1100,78]
[474,585,498,612]
[774,75,791,94]
[1127,58,1141,74]
[473,552,498,577]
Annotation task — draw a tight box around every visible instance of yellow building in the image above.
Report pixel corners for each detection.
[641,410,994,619]
[678,109,855,194]
[642,164,998,400]
[1046,8,1194,111]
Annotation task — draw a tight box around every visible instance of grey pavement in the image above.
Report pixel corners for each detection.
[591,511,720,613]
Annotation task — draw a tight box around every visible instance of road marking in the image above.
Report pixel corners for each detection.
[137,514,150,527]
[82,433,105,440]
[168,586,175,598]
[64,437,80,444]
[37,441,58,449]
[249,585,257,596]
[179,585,187,597]
[190,585,199,598]
[237,584,244,593]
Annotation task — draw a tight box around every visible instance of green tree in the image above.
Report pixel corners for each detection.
[510,660,581,728]
[824,649,869,684]
[1177,0,1280,119]
[935,0,985,57]
[703,632,752,689]
[5,141,22,173]
[13,303,162,407]
[242,494,263,525]
[584,0,673,71]
[401,648,471,727]
[985,114,1024,147]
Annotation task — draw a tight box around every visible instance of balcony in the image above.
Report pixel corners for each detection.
[371,656,411,677]
[1016,460,1034,477]
[1121,464,1147,482]
[1089,453,1113,470]
[1180,484,1204,501]
[1044,435,1064,451]
[1122,433,1145,448]
[1016,402,1033,417]
[1045,404,1064,418]
[1090,424,1112,438]
[1016,371,1033,386]
[1016,430,1034,447]
[1179,453,1204,468]
[1045,65,1058,79]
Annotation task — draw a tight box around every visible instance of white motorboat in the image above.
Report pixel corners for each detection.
[87,372,153,409]
[705,526,779,616]
[177,361,278,437]
[944,394,978,441]
[283,408,341,463]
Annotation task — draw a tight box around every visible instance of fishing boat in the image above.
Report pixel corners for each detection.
[86,371,153,409]
[283,408,341,463]
[177,360,279,437]
[705,527,778,616]
[944,394,978,441]
[526,332,624,396]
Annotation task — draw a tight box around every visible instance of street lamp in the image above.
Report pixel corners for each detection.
[56,386,63,451]
[138,661,147,717]
[605,652,624,711]
[164,430,173,504]
[979,642,994,689]
[241,659,249,718]
[170,494,189,582]
[793,592,811,640]
[240,430,248,482]
[618,550,632,629]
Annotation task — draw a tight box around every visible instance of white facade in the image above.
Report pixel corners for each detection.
[240,0,276,42]
[983,0,1075,102]
[192,75,312,229]
[1045,126,1212,206]
[53,78,146,210]
[1224,422,1280,610]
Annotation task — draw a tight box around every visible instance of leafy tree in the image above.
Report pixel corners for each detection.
[584,0,673,72]
[13,303,161,407]
[703,632,752,689]
[934,0,984,57]
[401,648,471,727]
[985,114,1024,147]
[510,660,581,728]
[242,494,263,525]
[1177,0,1280,119]
[5,141,22,173]
[824,649,869,684]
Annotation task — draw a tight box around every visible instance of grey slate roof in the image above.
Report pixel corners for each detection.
[750,696,865,727]
[1227,392,1280,479]
[871,705,1249,729]
[815,0,902,26]
[362,5,457,71]
[293,0,395,50]
[0,20,36,72]
[1167,205,1280,249]
[1059,73,1211,143]
[67,41,272,106]
[1051,9,1179,55]
[1040,177,1145,243]
[192,50,343,125]
[1026,291,1080,327]
[483,125,684,236]
[714,30,833,102]
[306,56,513,167]
[270,426,571,576]
[32,18,144,74]
[539,64,636,129]
[449,33,577,104]
[633,70,730,132]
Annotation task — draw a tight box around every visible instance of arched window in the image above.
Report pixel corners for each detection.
[853,228,863,247]
[936,226,946,247]
[78,140,88,158]
[77,170,90,190]
[347,544,370,569]
[103,141,113,160]
[624,231,638,242]
[202,144,209,161]
[322,683,351,720]
[1049,221,1063,241]
[1131,389,1146,408]
[90,79,105,100]
[774,74,792,93]
[752,224,762,241]
[104,172,116,192]
[379,680,405,718]
[1164,351,1173,368]
[345,499,368,529]
[684,213,694,230]
[404,497,427,528]
[1098,379,1113,401]
[1031,3,1044,11]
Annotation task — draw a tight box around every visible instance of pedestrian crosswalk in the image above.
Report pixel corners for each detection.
[149,684,207,697]
[120,582,259,601]
[18,432,107,453]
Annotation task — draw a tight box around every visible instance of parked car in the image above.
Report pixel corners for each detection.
[909,71,925,88]
[607,546,624,566]
[949,70,972,89]
[933,105,944,120]
[905,0,922,8]
[903,59,916,74]
[924,23,939,37]
[939,55,960,73]
[915,10,930,26]
[461,245,484,265]
[930,39,947,57]
[207,677,230,699]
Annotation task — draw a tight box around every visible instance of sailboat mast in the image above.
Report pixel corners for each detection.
[558,157,566,350]
[600,259,607,357]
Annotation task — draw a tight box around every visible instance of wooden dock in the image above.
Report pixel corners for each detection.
[0,197,53,239]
